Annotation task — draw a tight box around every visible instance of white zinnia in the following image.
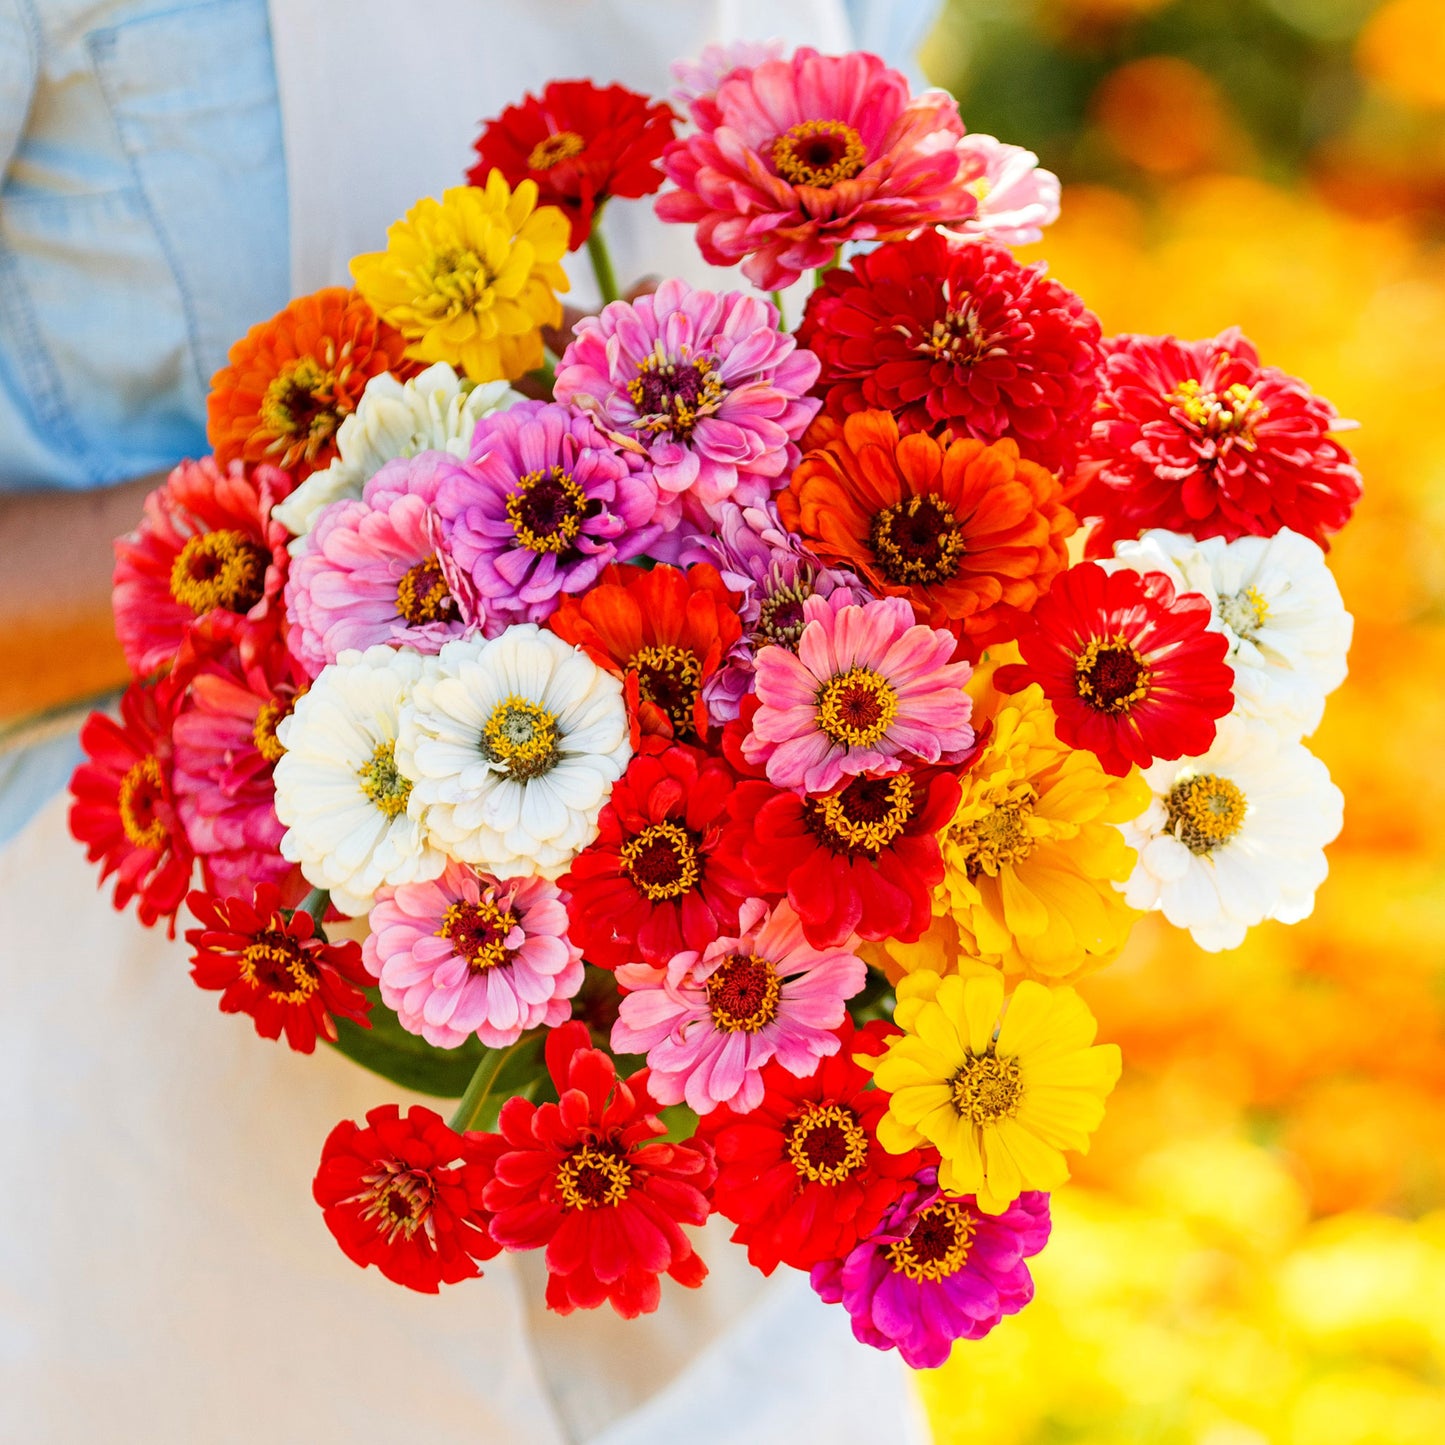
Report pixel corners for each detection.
[1119,714,1343,952]
[273,363,520,543]
[1110,528,1352,738]
[273,645,447,916]
[398,626,632,879]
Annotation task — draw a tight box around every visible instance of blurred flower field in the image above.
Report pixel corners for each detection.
[919,2,1445,1440]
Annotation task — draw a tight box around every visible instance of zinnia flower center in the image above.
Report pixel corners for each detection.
[949,791,1038,879]
[807,773,915,857]
[507,465,589,554]
[771,119,867,188]
[951,1051,1024,1123]
[357,1161,436,1243]
[817,666,900,748]
[527,130,586,170]
[420,246,491,323]
[755,575,813,649]
[1220,585,1270,637]
[786,1102,870,1185]
[1165,772,1247,854]
[916,304,990,364]
[1074,636,1152,713]
[619,820,701,901]
[630,644,703,735]
[252,693,300,764]
[869,495,967,586]
[259,356,343,460]
[1170,378,1266,444]
[627,346,724,440]
[886,1200,977,1283]
[706,952,782,1034]
[439,897,518,972]
[357,740,412,819]
[482,696,561,780]
[395,553,457,625]
[238,931,320,1003]
[556,1144,633,1210]
[169,530,268,616]
[118,755,168,849]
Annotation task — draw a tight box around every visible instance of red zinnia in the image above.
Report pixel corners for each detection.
[469,80,676,250]
[797,231,1103,474]
[548,563,742,747]
[69,679,193,934]
[1072,327,1362,554]
[313,1104,498,1293]
[560,743,752,969]
[184,883,371,1052]
[475,1022,715,1317]
[695,1021,922,1275]
[994,562,1234,776]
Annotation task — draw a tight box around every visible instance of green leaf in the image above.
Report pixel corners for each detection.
[327,991,492,1097]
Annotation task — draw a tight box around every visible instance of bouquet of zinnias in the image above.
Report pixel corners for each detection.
[70,45,1359,1366]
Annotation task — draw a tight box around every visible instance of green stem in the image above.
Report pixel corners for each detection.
[770,290,786,328]
[297,887,330,938]
[530,353,557,397]
[448,1039,524,1134]
[586,225,621,306]
[813,251,843,288]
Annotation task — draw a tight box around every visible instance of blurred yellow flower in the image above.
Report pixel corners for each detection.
[1357,0,1445,111]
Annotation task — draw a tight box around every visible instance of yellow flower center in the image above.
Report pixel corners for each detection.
[395,553,457,625]
[817,666,900,748]
[706,952,782,1034]
[439,897,518,972]
[886,1200,977,1282]
[169,530,268,616]
[807,773,915,857]
[630,643,703,736]
[1169,378,1266,445]
[948,789,1039,879]
[627,346,725,441]
[619,820,701,901]
[915,306,990,364]
[528,130,586,170]
[506,465,588,554]
[951,1050,1024,1123]
[118,755,168,849]
[482,696,560,781]
[1165,772,1247,855]
[1220,584,1270,637]
[238,931,320,1004]
[870,494,968,587]
[786,1103,871,1185]
[259,356,343,461]
[965,175,993,203]
[357,741,412,819]
[755,578,813,649]
[1074,635,1152,714]
[252,692,301,764]
[556,1145,633,1211]
[358,1162,435,1242]
[771,119,867,188]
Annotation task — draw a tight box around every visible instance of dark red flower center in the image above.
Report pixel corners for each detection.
[771,120,867,188]
[357,1161,436,1242]
[817,666,899,748]
[806,772,915,857]
[706,952,781,1034]
[756,581,811,648]
[886,1201,976,1282]
[786,1102,870,1185]
[556,1144,633,1210]
[627,351,724,440]
[260,357,345,460]
[169,530,269,615]
[395,553,457,625]
[629,643,703,735]
[239,930,320,1003]
[869,495,966,587]
[619,820,701,901]
[506,465,590,555]
[439,898,518,972]
[117,755,168,850]
[1073,636,1152,713]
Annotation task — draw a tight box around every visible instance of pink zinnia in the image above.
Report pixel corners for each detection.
[656,48,977,290]
[437,399,659,626]
[554,279,819,536]
[948,134,1061,247]
[669,40,786,109]
[611,897,866,1115]
[365,861,584,1049]
[284,451,479,675]
[113,457,292,678]
[742,595,974,795]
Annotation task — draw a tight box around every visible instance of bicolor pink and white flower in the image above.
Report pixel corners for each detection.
[947,134,1061,247]
[669,40,786,110]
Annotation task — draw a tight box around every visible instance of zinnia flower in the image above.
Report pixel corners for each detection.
[437,400,659,626]
[780,412,1076,638]
[947,134,1060,247]
[364,862,583,1048]
[656,48,977,289]
[468,80,676,249]
[669,40,786,108]
[184,883,371,1051]
[742,595,974,795]
[559,743,752,969]
[69,680,192,934]
[610,896,867,1116]
[112,457,292,678]
[796,232,1102,474]
[313,1104,498,1293]
[994,562,1235,777]
[475,1022,715,1317]
[396,626,631,879]
[1073,326,1363,554]
[865,969,1121,1212]
[811,1170,1051,1369]
[696,1020,922,1274]
[351,174,569,383]
[1120,713,1344,951]
[206,287,414,480]
[553,279,820,534]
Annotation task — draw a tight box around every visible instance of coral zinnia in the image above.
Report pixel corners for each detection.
[468,79,676,250]
[475,1022,715,1317]
[559,743,751,969]
[1073,326,1363,554]
[313,1104,498,1293]
[206,287,413,480]
[780,411,1075,638]
[657,48,977,289]
[351,174,569,383]
[796,232,1102,474]
[994,562,1234,777]
[184,883,371,1051]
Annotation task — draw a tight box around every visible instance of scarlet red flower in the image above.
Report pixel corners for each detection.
[475,1021,715,1317]
[313,1104,498,1293]
[184,883,371,1051]
[1073,327,1362,554]
[69,679,193,935]
[994,562,1235,776]
[560,743,752,969]
[695,1021,922,1275]
[548,563,742,746]
[468,80,676,249]
[797,232,1103,474]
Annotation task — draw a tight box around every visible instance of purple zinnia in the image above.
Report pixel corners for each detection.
[811,1170,1051,1369]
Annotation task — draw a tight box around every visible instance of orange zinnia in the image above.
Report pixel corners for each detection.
[207,288,415,480]
[548,563,742,746]
[778,411,1076,640]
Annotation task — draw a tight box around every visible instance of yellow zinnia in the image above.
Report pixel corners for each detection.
[865,969,1120,1212]
[351,172,569,383]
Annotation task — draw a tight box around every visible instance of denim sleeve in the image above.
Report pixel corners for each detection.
[843,0,945,79]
